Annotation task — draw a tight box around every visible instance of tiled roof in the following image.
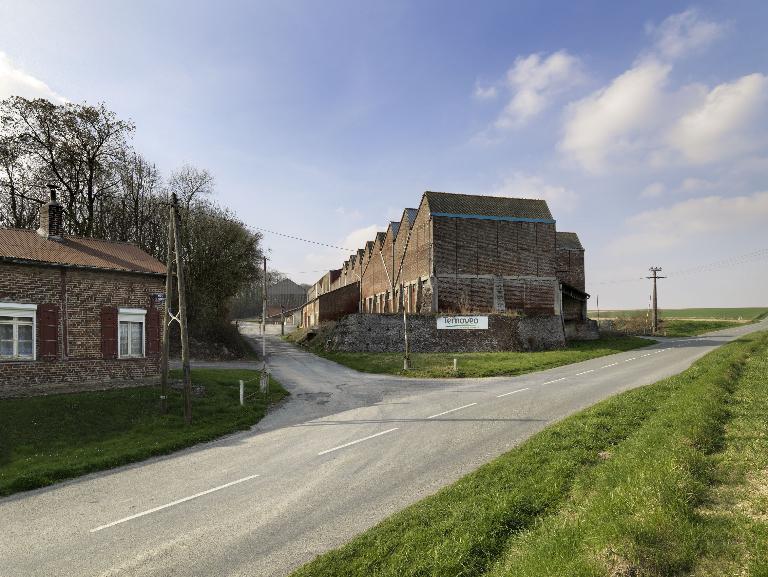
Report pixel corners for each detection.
[389,221,401,239]
[0,229,166,275]
[556,232,583,250]
[424,191,553,221]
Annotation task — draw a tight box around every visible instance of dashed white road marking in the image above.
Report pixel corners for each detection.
[542,377,567,385]
[624,357,637,362]
[427,403,478,419]
[575,369,595,376]
[90,474,261,533]
[318,428,399,456]
[496,387,530,398]
[601,362,619,368]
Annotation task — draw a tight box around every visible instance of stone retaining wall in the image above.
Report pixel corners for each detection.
[327,313,566,353]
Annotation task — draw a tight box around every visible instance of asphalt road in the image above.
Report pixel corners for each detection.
[2,319,767,577]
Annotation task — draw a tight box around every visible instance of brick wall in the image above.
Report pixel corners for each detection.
[556,248,585,292]
[0,262,165,397]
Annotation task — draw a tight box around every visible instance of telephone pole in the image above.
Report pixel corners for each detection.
[160,193,193,424]
[646,266,666,334]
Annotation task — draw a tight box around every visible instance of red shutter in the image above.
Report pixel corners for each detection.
[146,307,161,356]
[37,304,59,361]
[101,306,118,359]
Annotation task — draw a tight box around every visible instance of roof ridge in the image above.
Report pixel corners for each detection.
[424,190,549,204]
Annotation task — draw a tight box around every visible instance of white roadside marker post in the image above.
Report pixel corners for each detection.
[239,380,244,406]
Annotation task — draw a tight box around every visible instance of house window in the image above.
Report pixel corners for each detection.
[118,308,146,358]
[0,303,37,361]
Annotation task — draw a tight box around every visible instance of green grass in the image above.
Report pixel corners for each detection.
[660,319,746,337]
[290,331,768,577]
[589,307,768,320]
[0,369,287,496]
[313,337,652,378]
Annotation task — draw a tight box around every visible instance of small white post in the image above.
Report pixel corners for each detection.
[239,380,244,406]
[453,358,457,372]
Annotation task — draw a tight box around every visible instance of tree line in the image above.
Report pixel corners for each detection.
[0,96,262,349]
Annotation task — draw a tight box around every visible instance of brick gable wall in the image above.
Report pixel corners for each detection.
[0,262,165,397]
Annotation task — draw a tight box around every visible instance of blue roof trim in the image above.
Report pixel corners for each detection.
[430,212,556,224]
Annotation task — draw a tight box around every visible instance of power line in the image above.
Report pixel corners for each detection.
[253,226,354,252]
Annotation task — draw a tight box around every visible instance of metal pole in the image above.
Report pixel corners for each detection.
[171,193,192,424]
[159,207,174,414]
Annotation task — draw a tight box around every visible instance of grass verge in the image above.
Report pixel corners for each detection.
[0,368,287,497]
[660,319,745,337]
[300,336,652,378]
[290,331,768,577]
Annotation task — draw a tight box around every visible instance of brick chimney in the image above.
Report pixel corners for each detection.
[37,184,65,241]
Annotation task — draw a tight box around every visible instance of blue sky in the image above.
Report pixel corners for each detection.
[2,0,767,308]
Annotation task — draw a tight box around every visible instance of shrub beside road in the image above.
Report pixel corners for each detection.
[0,368,286,496]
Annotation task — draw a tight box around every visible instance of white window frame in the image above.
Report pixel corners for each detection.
[118,308,146,359]
[0,303,37,361]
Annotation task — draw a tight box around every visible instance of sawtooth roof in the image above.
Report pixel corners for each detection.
[556,231,583,250]
[424,191,553,221]
[0,229,166,275]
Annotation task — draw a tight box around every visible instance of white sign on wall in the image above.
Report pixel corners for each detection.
[436,316,489,330]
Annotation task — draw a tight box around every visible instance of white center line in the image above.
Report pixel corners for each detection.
[496,387,530,398]
[427,402,478,419]
[90,474,261,533]
[542,377,567,385]
[318,428,399,456]
[575,369,595,376]
[601,362,619,368]
[624,357,637,362]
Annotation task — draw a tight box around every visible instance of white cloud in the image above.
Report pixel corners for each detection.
[560,60,671,173]
[473,84,498,100]
[334,206,363,220]
[641,182,666,198]
[495,51,583,129]
[678,177,716,193]
[340,224,383,252]
[495,172,579,213]
[0,51,65,103]
[647,9,725,60]
[610,191,768,254]
[667,73,768,164]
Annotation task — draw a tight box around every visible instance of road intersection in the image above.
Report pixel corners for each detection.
[2,319,766,577]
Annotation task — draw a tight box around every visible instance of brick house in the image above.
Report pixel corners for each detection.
[302,191,590,332]
[0,193,166,397]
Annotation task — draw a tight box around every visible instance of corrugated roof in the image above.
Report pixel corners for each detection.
[403,208,418,228]
[556,231,583,250]
[0,229,166,275]
[424,191,553,221]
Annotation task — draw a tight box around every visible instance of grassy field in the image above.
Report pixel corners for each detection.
[589,307,768,320]
[290,331,768,577]
[660,319,746,337]
[308,337,652,378]
[0,369,287,496]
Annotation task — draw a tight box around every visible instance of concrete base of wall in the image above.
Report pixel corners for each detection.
[564,319,600,341]
[327,313,566,353]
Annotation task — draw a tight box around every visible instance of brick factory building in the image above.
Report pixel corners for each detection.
[302,191,590,335]
[0,192,166,397]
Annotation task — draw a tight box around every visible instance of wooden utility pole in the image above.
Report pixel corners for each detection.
[646,266,666,334]
[402,282,410,370]
[159,207,174,414]
[262,256,267,363]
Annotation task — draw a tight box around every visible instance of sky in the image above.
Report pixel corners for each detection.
[1,0,767,309]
